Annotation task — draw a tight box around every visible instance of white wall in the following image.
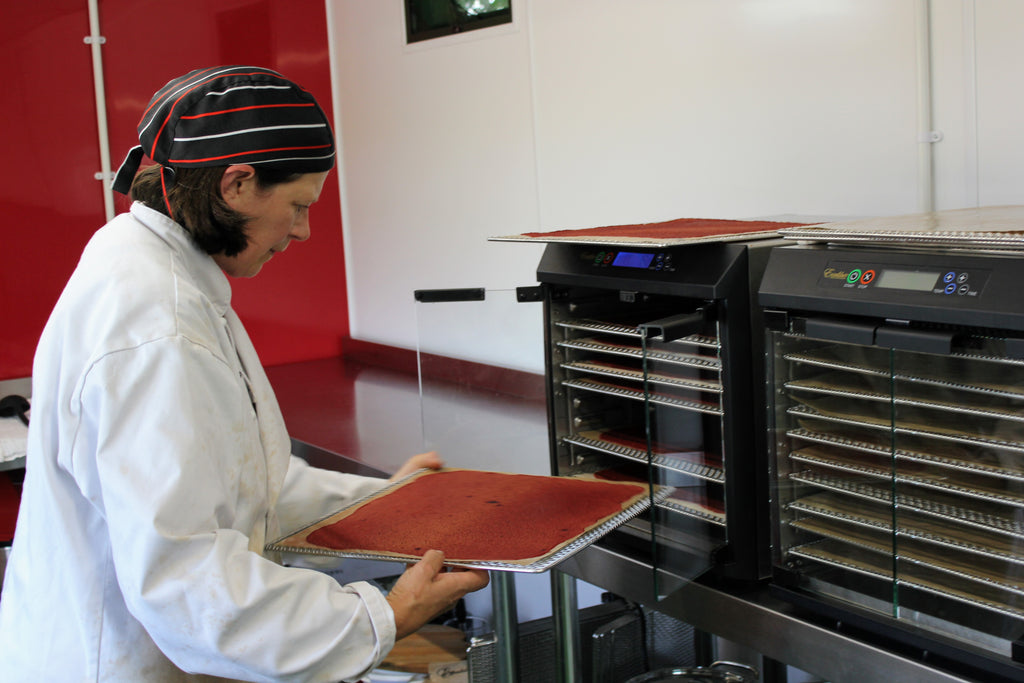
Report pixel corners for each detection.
[329,0,1024,371]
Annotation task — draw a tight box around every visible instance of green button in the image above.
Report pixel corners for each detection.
[847,269,862,284]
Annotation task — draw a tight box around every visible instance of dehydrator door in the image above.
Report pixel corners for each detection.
[768,324,1024,661]
[549,288,730,599]
[413,287,549,476]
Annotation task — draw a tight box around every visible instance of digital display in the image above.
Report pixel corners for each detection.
[611,251,655,269]
[874,269,941,291]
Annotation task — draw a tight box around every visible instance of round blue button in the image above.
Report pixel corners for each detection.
[944,283,957,294]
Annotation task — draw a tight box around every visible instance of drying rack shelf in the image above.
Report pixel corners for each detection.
[555,319,720,350]
[788,538,1024,621]
[564,431,724,483]
[564,378,723,415]
[559,337,722,371]
[789,471,1024,536]
[562,360,722,393]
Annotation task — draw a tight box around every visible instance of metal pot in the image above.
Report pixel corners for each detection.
[624,661,759,683]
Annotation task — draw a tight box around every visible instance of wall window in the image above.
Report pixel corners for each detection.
[405,0,511,43]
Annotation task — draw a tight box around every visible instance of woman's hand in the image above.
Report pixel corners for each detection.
[389,451,444,482]
[385,550,490,640]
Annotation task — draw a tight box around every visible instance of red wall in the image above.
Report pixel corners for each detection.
[0,0,349,380]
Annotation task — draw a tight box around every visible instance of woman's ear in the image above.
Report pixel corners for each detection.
[220,165,257,205]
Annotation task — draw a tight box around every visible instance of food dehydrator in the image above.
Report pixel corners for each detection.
[534,238,780,598]
[760,242,1024,683]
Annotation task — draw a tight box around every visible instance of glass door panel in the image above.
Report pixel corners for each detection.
[891,344,1024,652]
[769,325,1024,657]
[547,286,721,595]
[768,331,899,618]
[414,288,549,475]
[639,315,724,598]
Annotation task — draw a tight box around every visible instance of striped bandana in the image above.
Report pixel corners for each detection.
[112,65,335,195]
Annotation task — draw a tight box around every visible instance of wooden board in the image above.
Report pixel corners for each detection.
[381,624,467,674]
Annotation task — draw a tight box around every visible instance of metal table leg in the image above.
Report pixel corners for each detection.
[551,569,582,683]
[491,571,519,683]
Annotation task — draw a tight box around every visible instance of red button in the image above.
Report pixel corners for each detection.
[860,269,876,284]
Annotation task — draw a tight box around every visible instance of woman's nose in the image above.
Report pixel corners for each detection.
[291,217,311,242]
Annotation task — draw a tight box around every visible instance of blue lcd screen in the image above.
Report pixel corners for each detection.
[611,251,655,269]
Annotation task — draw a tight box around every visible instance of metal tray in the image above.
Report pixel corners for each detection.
[788,539,1024,620]
[558,337,723,371]
[789,471,1024,536]
[554,319,720,350]
[562,360,723,394]
[790,492,1024,563]
[268,469,671,573]
[779,205,1024,249]
[564,431,725,483]
[564,378,723,415]
[490,217,801,247]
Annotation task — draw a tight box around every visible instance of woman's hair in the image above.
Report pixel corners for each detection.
[130,165,300,257]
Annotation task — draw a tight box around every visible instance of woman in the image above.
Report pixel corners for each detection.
[0,66,488,682]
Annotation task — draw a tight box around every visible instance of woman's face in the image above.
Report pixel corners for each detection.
[215,167,329,278]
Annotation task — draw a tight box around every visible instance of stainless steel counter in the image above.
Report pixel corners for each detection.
[556,544,1009,683]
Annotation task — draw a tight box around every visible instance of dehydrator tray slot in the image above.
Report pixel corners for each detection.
[790,516,891,555]
[789,425,1024,482]
[790,492,1024,561]
[555,319,721,350]
[787,427,891,457]
[789,446,890,480]
[791,528,1024,598]
[787,403,889,431]
[789,402,1024,454]
[785,347,1024,399]
[784,376,890,403]
[789,539,1024,620]
[660,486,727,526]
[593,468,725,525]
[563,378,723,415]
[790,447,1024,509]
[565,429,724,482]
[783,348,892,377]
[561,360,723,393]
[786,375,1024,422]
[789,471,1024,535]
[558,337,722,370]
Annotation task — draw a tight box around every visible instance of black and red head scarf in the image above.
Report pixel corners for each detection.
[112,65,335,197]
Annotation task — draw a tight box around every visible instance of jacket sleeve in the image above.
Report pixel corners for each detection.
[73,337,396,683]
[275,456,389,538]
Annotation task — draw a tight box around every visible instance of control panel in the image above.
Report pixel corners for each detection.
[581,249,677,272]
[818,261,989,298]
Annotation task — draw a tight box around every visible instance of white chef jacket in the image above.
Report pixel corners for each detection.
[0,203,396,682]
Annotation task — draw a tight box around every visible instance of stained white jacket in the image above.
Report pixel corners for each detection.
[0,203,394,682]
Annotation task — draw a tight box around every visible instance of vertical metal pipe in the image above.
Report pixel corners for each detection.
[551,569,582,683]
[87,0,114,221]
[490,571,519,682]
[915,0,936,213]
[961,0,979,207]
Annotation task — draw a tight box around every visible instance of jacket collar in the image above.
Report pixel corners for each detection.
[129,202,232,315]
